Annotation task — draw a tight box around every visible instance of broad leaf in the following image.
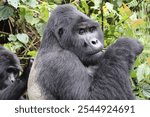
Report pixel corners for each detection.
[8,0,20,8]
[27,51,37,57]
[24,0,38,8]
[137,64,145,82]
[143,84,150,98]
[16,33,29,44]
[8,34,17,41]
[0,5,14,21]
[137,63,150,82]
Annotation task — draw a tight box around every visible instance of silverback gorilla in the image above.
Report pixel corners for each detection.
[0,46,32,99]
[28,4,143,100]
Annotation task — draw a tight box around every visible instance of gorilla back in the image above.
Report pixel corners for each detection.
[28,4,143,100]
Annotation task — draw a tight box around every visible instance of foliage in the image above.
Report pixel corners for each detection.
[0,0,149,99]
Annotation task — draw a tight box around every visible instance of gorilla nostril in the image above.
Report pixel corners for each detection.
[90,38,103,50]
[91,41,96,45]
[91,40,99,45]
[91,39,99,45]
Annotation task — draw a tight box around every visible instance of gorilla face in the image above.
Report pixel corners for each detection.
[71,18,104,63]
[52,5,104,66]
[0,47,21,89]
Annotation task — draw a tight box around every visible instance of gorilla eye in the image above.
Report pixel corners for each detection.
[79,28,86,35]
[89,26,96,33]
[6,66,19,74]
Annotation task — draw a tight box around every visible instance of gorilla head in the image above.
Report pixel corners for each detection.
[41,4,104,66]
[0,46,21,89]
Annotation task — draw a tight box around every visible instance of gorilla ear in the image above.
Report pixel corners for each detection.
[58,28,64,38]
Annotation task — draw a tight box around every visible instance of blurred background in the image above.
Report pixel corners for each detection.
[0,0,150,99]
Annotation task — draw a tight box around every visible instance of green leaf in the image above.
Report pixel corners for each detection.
[4,42,23,53]
[38,4,49,22]
[19,5,27,18]
[81,0,89,14]
[134,57,142,67]
[35,23,46,37]
[48,0,62,4]
[21,0,27,2]
[24,0,38,8]
[145,64,150,76]
[13,41,24,50]
[24,9,39,25]
[8,0,20,8]
[54,0,62,4]
[8,34,17,41]
[0,5,14,21]
[27,51,37,57]
[130,70,137,78]
[4,43,16,53]
[16,33,29,44]
[137,64,145,82]
[74,3,85,13]
[143,84,150,98]
[105,2,114,12]
[92,0,101,9]
[117,1,122,7]
[137,63,150,82]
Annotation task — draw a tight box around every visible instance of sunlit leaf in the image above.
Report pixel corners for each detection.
[105,2,114,12]
[81,0,89,14]
[35,23,46,37]
[137,63,150,82]
[8,0,20,8]
[4,42,23,53]
[103,6,108,13]
[16,33,29,44]
[27,51,37,57]
[92,0,100,9]
[147,57,150,65]
[137,64,145,82]
[119,3,132,17]
[143,84,150,98]
[21,0,26,2]
[122,3,132,16]
[25,0,38,8]
[131,19,145,28]
[8,34,17,41]
[38,3,49,22]
[130,70,137,78]
[54,0,62,4]
[145,65,150,76]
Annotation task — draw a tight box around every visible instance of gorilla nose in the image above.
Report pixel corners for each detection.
[90,38,103,50]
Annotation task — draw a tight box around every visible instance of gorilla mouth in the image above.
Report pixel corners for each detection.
[88,50,104,56]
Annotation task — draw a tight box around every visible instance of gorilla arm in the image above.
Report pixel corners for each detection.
[0,79,27,100]
[104,38,144,70]
[50,38,143,100]
[38,50,92,100]
[92,38,143,100]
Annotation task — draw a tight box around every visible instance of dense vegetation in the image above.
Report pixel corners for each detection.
[0,0,150,99]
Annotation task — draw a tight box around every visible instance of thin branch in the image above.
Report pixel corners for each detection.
[0,31,10,35]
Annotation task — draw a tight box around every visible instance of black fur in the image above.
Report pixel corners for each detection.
[28,4,143,100]
[0,46,32,100]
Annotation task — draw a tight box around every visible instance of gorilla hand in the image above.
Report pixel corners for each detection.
[114,38,143,55]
